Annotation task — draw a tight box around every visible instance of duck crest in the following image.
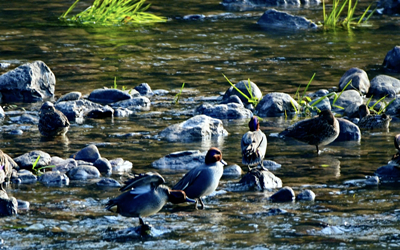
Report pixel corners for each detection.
[248,116,259,132]
[205,147,222,164]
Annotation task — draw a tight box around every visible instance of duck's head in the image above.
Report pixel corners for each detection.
[248,116,259,132]
[394,134,400,151]
[205,147,227,165]
[40,101,56,113]
[319,109,335,125]
[358,104,370,119]
[168,190,196,204]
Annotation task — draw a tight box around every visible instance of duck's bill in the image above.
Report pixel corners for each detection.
[220,159,228,166]
[186,197,196,203]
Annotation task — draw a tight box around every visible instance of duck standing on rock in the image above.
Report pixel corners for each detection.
[173,147,227,210]
[241,116,268,171]
[357,104,391,130]
[38,101,70,137]
[279,109,340,154]
[106,172,194,228]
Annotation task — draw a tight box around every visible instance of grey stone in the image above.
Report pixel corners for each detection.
[109,158,133,172]
[71,144,101,163]
[88,89,132,105]
[385,98,400,116]
[236,168,282,191]
[134,83,153,96]
[378,0,400,14]
[11,169,37,184]
[0,106,4,120]
[56,92,82,103]
[343,102,360,119]
[255,92,300,117]
[8,129,23,135]
[38,171,69,186]
[334,118,361,141]
[67,165,100,180]
[368,75,400,98]
[262,160,282,171]
[220,95,244,106]
[331,90,362,113]
[365,176,379,186]
[151,150,206,170]
[195,102,253,119]
[338,68,370,95]
[296,189,316,201]
[309,89,329,98]
[0,190,17,216]
[223,164,243,177]
[86,105,114,119]
[0,61,55,102]
[19,113,38,124]
[111,96,151,111]
[222,80,263,106]
[183,14,206,20]
[54,100,84,122]
[257,9,318,30]
[158,115,228,142]
[50,157,77,173]
[17,199,30,210]
[13,150,51,170]
[269,186,295,202]
[374,164,400,181]
[113,107,134,117]
[309,97,331,111]
[93,157,112,175]
[97,178,121,187]
[383,46,400,72]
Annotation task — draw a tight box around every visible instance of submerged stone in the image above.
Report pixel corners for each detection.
[88,89,132,105]
[38,171,69,186]
[296,189,316,201]
[71,144,101,163]
[67,165,100,180]
[269,186,295,202]
[97,178,121,187]
[257,9,318,30]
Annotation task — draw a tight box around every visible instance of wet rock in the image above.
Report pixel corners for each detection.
[257,9,318,30]
[343,103,360,119]
[153,89,169,95]
[109,158,133,172]
[309,89,329,98]
[222,80,262,106]
[113,107,134,117]
[194,102,253,119]
[330,90,362,113]
[222,0,320,7]
[265,208,288,216]
[368,75,400,98]
[158,115,228,142]
[71,144,101,163]
[385,98,400,116]
[13,150,51,170]
[17,199,30,210]
[8,129,23,135]
[334,118,361,141]
[50,157,77,173]
[19,113,38,124]
[296,189,316,201]
[103,224,162,240]
[338,68,370,95]
[378,0,400,14]
[54,100,84,122]
[183,14,206,20]
[38,171,69,186]
[88,89,133,105]
[309,97,331,111]
[263,160,282,171]
[223,164,243,177]
[255,92,299,117]
[151,150,205,170]
[86,105,114,119]
[134,83,153,96]
[236,168,282,191]
[0,106,5,120]
[220,95,244,106]
[97,178,121,187]
[0,61,55,102]
[374,164,400,181]
[67,165,101,180]
[11,169,37,184]
[365,176,380,186]
[269,186,295,202]
[56,91,82,103]
[93,157,112,175]
[0,190,17,216]
[111,96,151,111]
[383,46,400,72]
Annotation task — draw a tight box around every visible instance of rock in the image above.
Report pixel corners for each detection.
[334,118,361,141]
[86,105,114,119]
[223,164,243,177]
[54,100,84,122]
[269,186,295,202]
[97,178,121,187]
[0,61,55,102]
[88,89,133,105]
[194,102,253,119]
[67,165,100,180]
[331,90,362,113]
[93,157,112,175]
[19,113,38,124]
[8,129,23,135]
[158,115,228,142]
[338,68,370,95]
[296,189,316,201]
[262,160,282,171]
[236,168,282,191]
[56,92,82,103]
[151,150,205,170]
[255,92,299,117]
[0,190,17,216]
[38,171,69,186]
[50,157,77,173]
[0,106,5,120]
[368,75,400,98]
[264,208,288,216]
[113,107,134,117]
[13,150,51,170]
[11,169,37,184]
[309,97,331,111]
[309,89,329,98]
[343,103,360,119]
[134,83,153,96]
[257,9,318,30]
[374,164,400,181]
[220,95,244,106]
[109,158,133,172]
[383,46,400,72]
[111,96,151,111]
[222,80,263,106]
[385,98,400,116]
[17,199,30,210]
[365,176,380,186]
[378,0,400,14]
[72,145,101,163]
[183,14,206,20]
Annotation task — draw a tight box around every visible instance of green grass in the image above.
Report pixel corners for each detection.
[222,74,260,107]
[366,95,395,114]
[32,156,55,176]
[60,0,166,25]
[173,82,185,104]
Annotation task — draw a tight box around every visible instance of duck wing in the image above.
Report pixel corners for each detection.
[241,131,267,166]
[172,167,202,191]
[283,117,323,145]
[119,172,165,192]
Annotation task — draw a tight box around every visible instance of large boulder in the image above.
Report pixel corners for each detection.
[194,102,253,119]
[383,46,400,72]
[330,90,362,113]
[88,89,134,105]
[338,68,370,95]
[0,61,55,103]
[13,150,52,170]
[334,118,361,141]
[368,75,400,98]
[255,92,299,117]
[151,150,206,170]
[257,9,318,29]
[158,115,228,142]
[222,80,262,106]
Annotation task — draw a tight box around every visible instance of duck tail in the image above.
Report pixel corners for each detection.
[105,199,117,211]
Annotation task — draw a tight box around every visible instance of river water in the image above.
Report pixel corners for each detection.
[1,0,400,249]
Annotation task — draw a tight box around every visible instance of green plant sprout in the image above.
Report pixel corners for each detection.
[222,74,260,107]
[31,155,55,176]
[365,95,395,114]
[60,0,166,26]
[173,82,185,104]
[110,77,128,92]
